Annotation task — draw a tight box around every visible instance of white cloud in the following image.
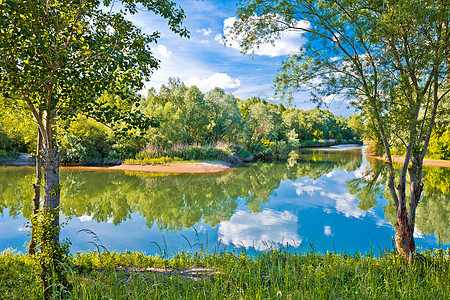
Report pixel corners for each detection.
[222,16,309,57]
[414,227,425,238]
[376,218,391,228]
[308,77,322,85]
[218,209,302,250]
[17,226,27,232]
[322,94,338,104]
[223,16,237,32]
[157,45,172,58]
[214,33,222,41]
[324,192,367,218]
[320,92,353,105]
[233,82,273,100]
[200,40,211,47]
[324,226,332,236]
[79,215,93,222]
[197,28,212,36]
[293,181,322,196]
[185,72,241,91]
[326,169,340,178]
[291,175,366,219]
[197,225,208,233]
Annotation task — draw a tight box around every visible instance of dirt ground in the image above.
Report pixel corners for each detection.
[370,155,450,168]
[57,161,232,173]
[107,162,231,173]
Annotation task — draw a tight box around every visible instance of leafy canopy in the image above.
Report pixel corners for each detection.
[0,0,188,131]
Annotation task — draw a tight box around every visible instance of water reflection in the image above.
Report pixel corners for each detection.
[347,155,450,244]
[0,145,448,253]
[218,209,302,250]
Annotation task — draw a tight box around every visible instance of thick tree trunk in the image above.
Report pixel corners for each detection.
[394,155,424,265]
[28,130,42,255]
[394,191,416,264]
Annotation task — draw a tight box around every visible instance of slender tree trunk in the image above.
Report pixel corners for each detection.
[375,109,417,264]
[42,144,60,246]
[40,142,61,299]
[28,129,42,255]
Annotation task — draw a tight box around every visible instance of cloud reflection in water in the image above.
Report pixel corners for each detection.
[292,170,367,219]
[218,209,302,250]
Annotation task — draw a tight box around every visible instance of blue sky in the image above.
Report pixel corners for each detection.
[128,0,354,116]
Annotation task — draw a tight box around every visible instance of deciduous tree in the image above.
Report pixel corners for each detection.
[0,0,187,290]
[228,0,449,263]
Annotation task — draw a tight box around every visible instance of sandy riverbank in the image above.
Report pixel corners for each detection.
[370,155,450,168]
[107,161,231,173]
[58,162,231,173]
[1,154,232,173]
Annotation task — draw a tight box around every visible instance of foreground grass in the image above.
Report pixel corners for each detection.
[0,248,448,299]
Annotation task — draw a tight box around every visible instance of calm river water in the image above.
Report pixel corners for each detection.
[0,145,448,255]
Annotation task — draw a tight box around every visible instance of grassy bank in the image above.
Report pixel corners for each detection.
[1,247,448,299]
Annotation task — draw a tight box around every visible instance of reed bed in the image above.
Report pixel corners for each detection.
[134,142,252,164]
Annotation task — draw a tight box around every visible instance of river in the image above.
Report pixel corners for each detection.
[0,145,448,255]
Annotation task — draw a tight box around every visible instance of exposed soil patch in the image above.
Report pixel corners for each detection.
[370,155,450,168]
[59,161,231,173]
[1,157,231,174]
[108,161,231,173]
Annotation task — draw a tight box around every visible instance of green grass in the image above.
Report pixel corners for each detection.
[0,247,448,299]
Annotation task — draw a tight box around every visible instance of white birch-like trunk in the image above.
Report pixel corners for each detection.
[42,145,60,246]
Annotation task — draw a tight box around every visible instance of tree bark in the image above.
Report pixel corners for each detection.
[28,129,42,255]
[42,145,60,246]
[394,186,416,264]
[40,142,61,299]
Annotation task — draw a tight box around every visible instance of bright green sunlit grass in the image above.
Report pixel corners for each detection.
[0,247,448,299]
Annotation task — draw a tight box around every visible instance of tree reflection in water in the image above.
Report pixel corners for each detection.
[0,147,447,244]
[347,156,449,244]
[0,147,362,231]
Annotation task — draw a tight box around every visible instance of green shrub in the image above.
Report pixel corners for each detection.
[427,130,450,160]
[136,143,240,162]
[0,149,19,159]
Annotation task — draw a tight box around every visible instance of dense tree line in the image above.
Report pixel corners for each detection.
[142,78,362,149]
[0,78,364,163]
[2,77,448,163]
